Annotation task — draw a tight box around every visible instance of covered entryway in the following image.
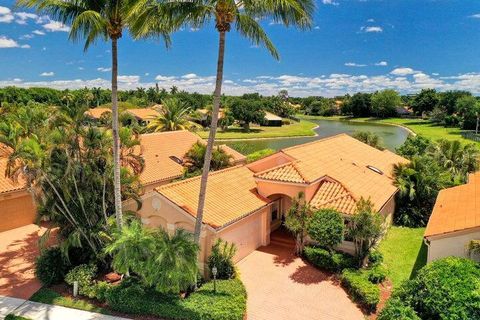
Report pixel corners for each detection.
[237,242,364,320]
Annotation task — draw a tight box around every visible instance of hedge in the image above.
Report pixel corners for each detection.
[106,277,247,320]
[377,298,420,320]
[304,246,356,272]
[341,269,380,311]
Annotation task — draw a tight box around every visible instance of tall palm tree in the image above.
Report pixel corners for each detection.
[146,97,192,132]
[183,0,315,243]
[17,0,171,229]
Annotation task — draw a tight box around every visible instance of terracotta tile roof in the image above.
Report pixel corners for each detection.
[254,162,307,184]
[156,166,269,229]
[310,180,357,215]
[125,108,160,120]
[280,134,408,211]
[139,131,246,187]
[0,158,26,194]
[84,108,111,119]
[425,172,480,238]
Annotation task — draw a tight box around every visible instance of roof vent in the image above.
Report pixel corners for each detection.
[169,156,183,165]
[366,165,383,175]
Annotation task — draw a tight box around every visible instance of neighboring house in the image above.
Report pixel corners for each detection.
[262,112,283,127]
[132,134,407,272]
[84,108,112,121]
[396,106,412,117]
[124,108,161,126]
[195,108,226,127]
[424,172,480,262]
[0,158,36,232]
[138,130,246,192]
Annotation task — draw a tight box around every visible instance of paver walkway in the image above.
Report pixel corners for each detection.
[237,243,364,320]
[0,295,130,320]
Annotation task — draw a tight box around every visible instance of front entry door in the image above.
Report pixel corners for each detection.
[270,199,282,231]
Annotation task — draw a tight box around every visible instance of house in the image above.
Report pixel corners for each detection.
[0,158,36,232]
[84,108,112,121]
[195,108,226,127]
[262,112,283,127]
[424,172,480,262]
[124,108,161,126]
[0,131,245,232]
[138,131,246,192]
[132,134,408,272]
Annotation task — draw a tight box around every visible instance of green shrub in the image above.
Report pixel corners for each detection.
[367,250,383,266]
[93,281,111,301]
[307,209,344,251]
[391,257,480,320]
[304,246,355,272]
[35,247,70,286]
[65,264,98,298]
[106,277,246,320]
[208,239,237,279]
[5,315,31,320]
[341,269,380,311]
[378,298,420,320]
[246,149,275,163]
[367,265,387,284]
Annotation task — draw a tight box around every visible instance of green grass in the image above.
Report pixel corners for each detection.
[30,288,111,315]
[196,120,317,139]
[299,115,476,145]
[5,315,31,320]
[378,226,427,288]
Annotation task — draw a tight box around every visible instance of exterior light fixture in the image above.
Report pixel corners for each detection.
[212,266,218,293]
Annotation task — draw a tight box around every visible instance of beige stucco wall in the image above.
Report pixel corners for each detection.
[0,190,37,232]
[427,229,480,263]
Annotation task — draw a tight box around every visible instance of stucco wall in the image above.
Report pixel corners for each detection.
[427,229,480,263]
[379,195,396,225]
[0,191,37,232]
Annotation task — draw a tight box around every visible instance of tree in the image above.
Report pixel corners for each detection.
[352,131,384,150]
[396,135,432,159]
[147,97,192,132]
[348,198,384,266]
[230,99,266,131]
[343,93,372,117]
[371,89,401,118]
[306,98,336,116]
[411,89,439,115]
[183,141,233,175]
[307,209,344,252]
[207,239,237,279]
[284,193,312,255]
[455,95,480,130]
[180,0,314,245]
[439,90,472,115]
[18,0,171,230]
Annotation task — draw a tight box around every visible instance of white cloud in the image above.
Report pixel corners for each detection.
[32,30,46,36]
[182,73,198,79]
[97,67,111,72]
[322,0,339,5]
[20,34,34,40]
[118,75,140,83]
[40,72,54,77]
[0,36,29,49]
[314,26,320,30]
[390,67,419,76]
[375,61,388,66]
[42,20,70,32]
[0,6,14,23]
[469,13,480,18]
[345,62,367,67]
[15,12,38,25]
[78,67,84,70]
[367,19,375,23]
[361,26,383,33]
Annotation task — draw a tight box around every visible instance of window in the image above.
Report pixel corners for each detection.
[271,200,280,221]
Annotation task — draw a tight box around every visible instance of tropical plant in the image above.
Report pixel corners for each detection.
[466,239,480,258]
[207,239,237,279]
[147,98,192,132]
[348,198,384,266]
[284,193,312,255]
[352,131,384,150]
[17,0,172,230]
[35,247,70,286]
[307,208,344,252]
[180,0,315,245]
[183,141,233,174]
[396,135,432,159]
[229,99,266,131]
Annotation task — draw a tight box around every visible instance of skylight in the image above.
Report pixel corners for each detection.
[366,165,383,175]
[169,156,183,165]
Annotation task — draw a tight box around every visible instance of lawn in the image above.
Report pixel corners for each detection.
[30,288,111,315]
[196,120,317,139]
[299,115,476,145]
[378,226,427,288]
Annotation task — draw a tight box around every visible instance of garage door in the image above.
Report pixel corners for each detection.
[0,192,37,232]
[219,212,263,263]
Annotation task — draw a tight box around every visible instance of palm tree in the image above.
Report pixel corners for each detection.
[17,0,171,229]
[183,0,315,243]
[146,97,192,132]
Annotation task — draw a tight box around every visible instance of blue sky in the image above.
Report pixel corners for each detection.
[1,0,480,97]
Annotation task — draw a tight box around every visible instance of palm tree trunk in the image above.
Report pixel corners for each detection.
[111,37,123,229]
[193,30,226,244]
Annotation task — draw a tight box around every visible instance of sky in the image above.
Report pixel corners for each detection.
[0,0,480,97]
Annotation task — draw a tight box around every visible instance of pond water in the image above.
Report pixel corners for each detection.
[218,119,411,155]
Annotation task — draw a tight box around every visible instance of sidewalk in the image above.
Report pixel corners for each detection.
[0,295,130,320]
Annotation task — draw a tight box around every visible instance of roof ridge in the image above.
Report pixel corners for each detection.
[140,130,191,137]
[156,164,246,192]
[253,160,297,177]
[281,133,350,152]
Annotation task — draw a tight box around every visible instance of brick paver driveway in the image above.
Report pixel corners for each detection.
[237,244,364,320]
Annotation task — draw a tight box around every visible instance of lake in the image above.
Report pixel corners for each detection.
[218,119,411,155]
